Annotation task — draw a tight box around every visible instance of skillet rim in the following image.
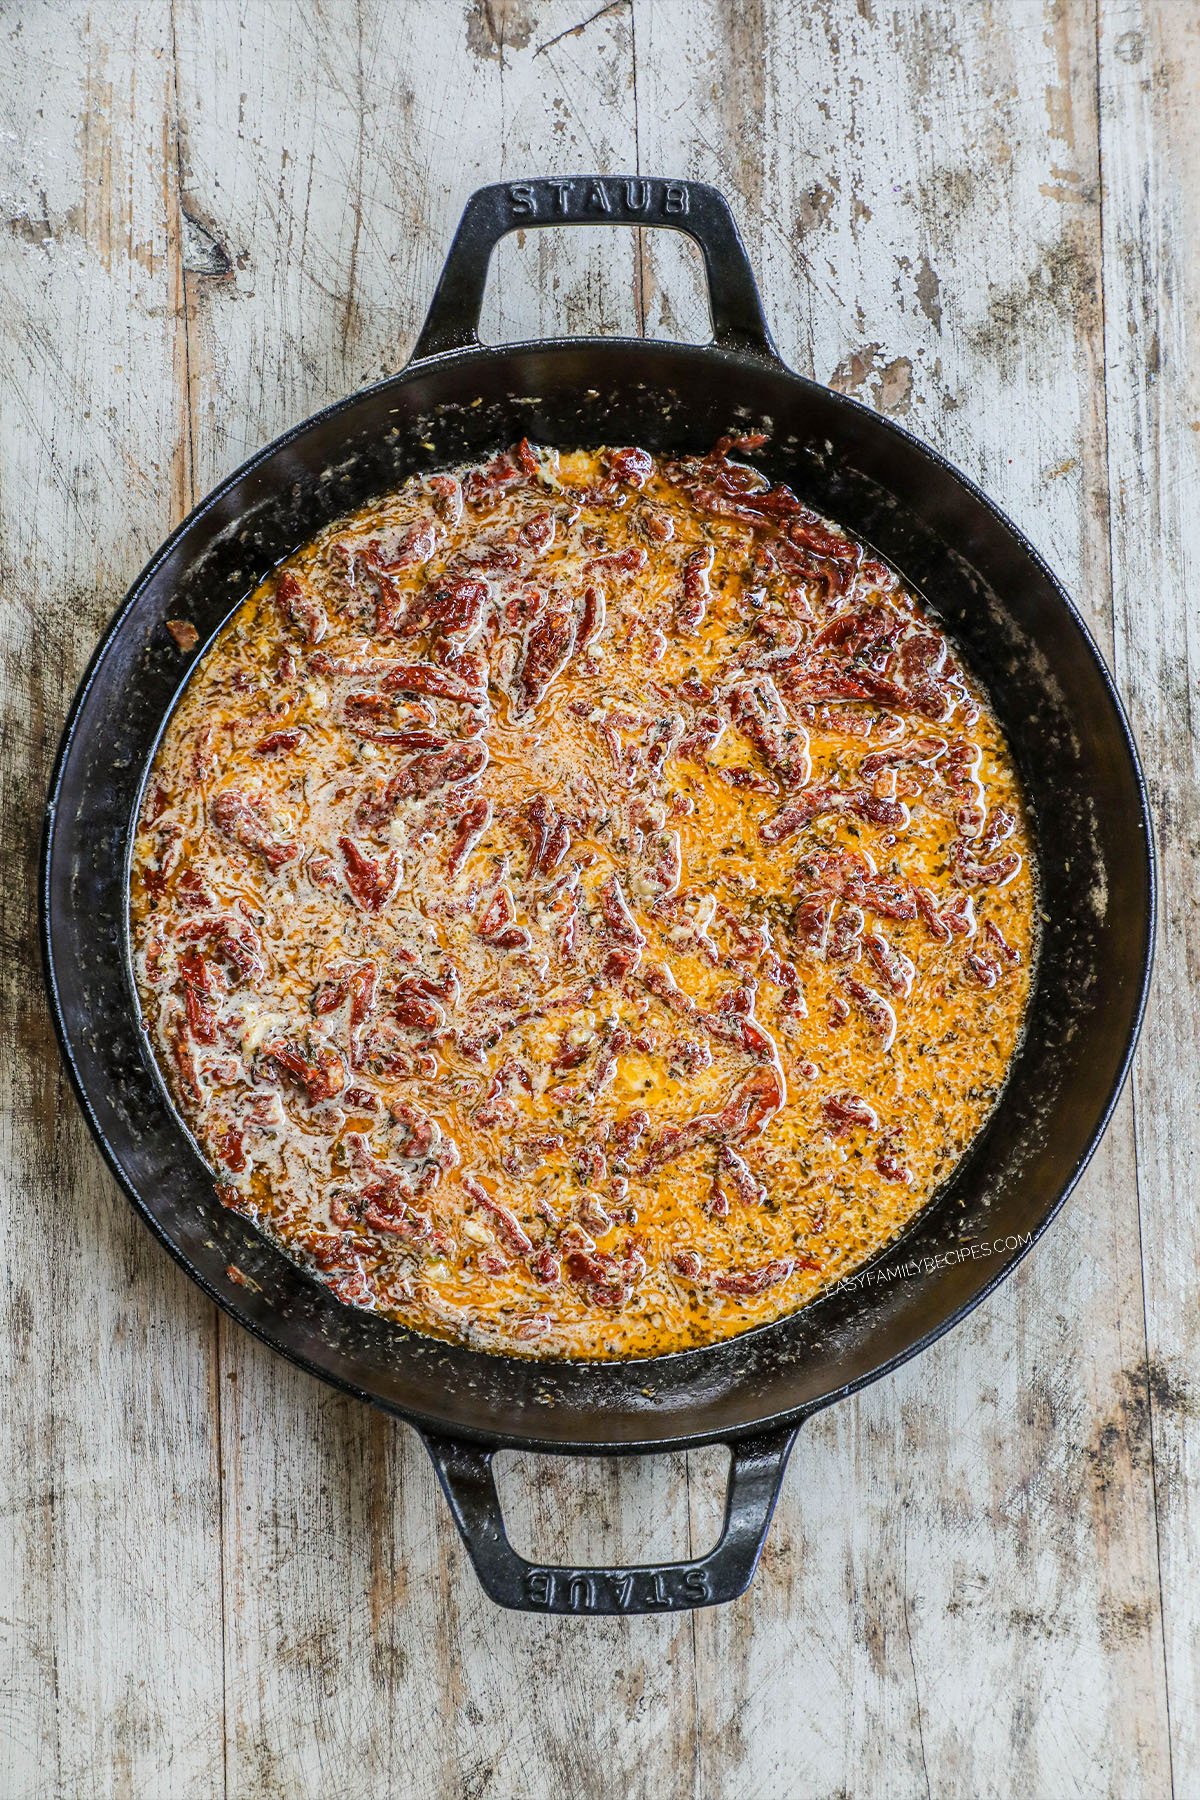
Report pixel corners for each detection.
[40,332,1157,1454]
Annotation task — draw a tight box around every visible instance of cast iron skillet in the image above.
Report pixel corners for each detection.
[42,177,1154,1614]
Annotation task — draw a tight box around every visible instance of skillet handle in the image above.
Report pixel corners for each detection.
[409,176,781,363]
[418,1422,799,1614]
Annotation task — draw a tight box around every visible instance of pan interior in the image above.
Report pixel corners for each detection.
[44,339,1152,1449]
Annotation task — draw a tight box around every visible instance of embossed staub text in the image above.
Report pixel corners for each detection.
[507,178,690,220]
[523,1564,711,1612]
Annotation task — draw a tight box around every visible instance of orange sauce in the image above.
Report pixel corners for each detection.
[131,438,1035,1358]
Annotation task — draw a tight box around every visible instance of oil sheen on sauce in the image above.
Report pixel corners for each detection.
[131,438,1036,1359]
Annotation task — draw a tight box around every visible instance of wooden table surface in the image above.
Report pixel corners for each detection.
[2,2,1196,1795]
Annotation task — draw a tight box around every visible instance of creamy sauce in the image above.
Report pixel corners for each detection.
[131,438,1036,1358]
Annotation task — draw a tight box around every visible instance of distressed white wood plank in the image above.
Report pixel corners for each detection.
[635,1,1170,1795]
[170,4,701,1796]
[169,0,646,472]
[0,6,226,1798]
[1100,1,1200,1789]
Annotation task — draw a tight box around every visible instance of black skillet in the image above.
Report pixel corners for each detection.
[42,177,1155,1614]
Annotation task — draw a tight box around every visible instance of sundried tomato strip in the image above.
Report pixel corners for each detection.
[338,837,399,912]
[178,947,218,1044]
[262,1037,345,1103]
[639,1064,784,1173]
[447,796,493,877]
[761,783,908,847]
[677,545,714,633]
[255,727,305,757]
[949,840,1022,888]
[212,789,296,873]
[462,1174,533,1256]
[523,794,571,875]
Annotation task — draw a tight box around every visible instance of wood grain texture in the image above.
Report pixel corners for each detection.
[1100,2,1200,1792]
[0,6,225,1799]
[0,0,1194,1794]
